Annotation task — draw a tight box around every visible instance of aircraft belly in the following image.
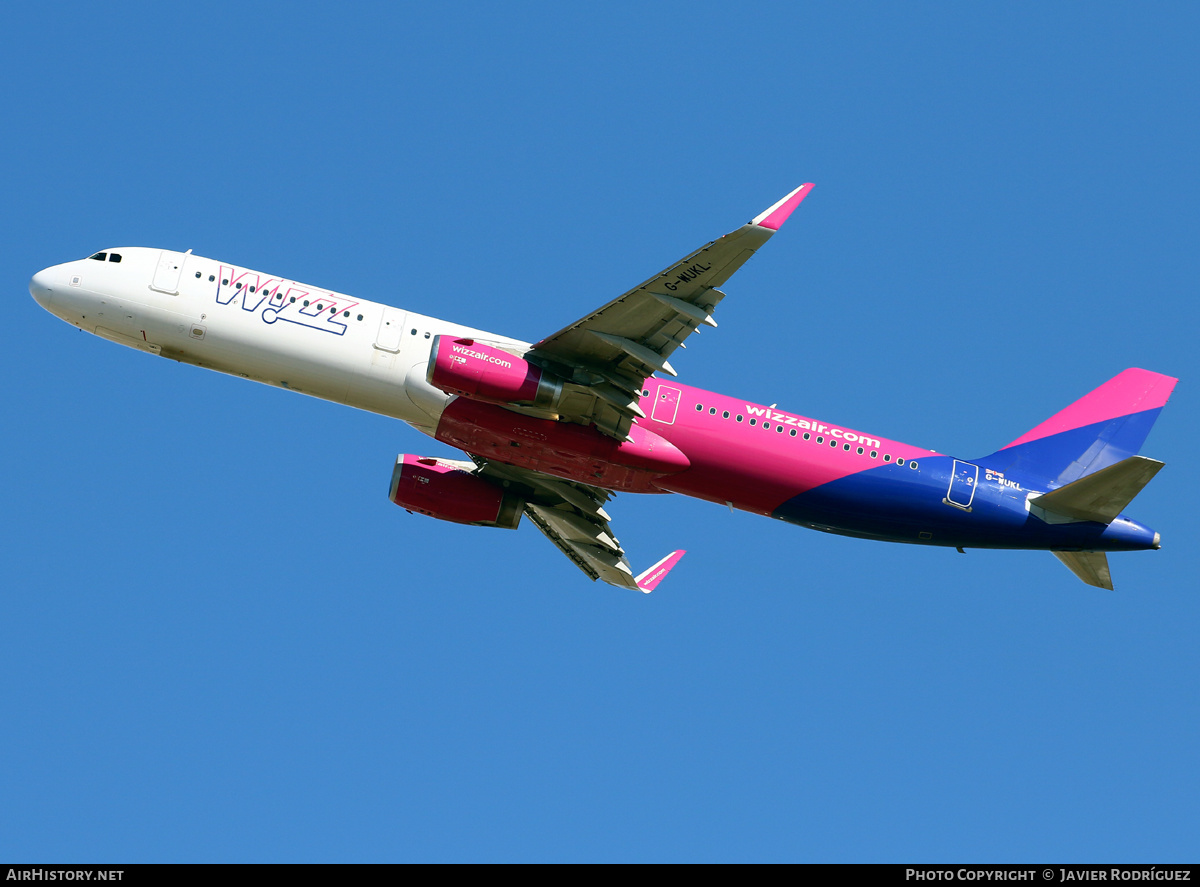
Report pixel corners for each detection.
[434,398,671,493]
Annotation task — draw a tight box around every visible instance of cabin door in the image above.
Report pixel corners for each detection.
[945,460,979,510]
[651,384,681,425]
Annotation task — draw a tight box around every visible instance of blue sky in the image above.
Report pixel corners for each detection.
[3,2,1197,862]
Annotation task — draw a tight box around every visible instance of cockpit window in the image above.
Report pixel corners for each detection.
[90,252,107,261]
[108,253,122,263]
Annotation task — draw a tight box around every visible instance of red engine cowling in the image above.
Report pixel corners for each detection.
[389,454,523,529]
[427,336,561,408]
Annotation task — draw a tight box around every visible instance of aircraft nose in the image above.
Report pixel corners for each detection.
[29,268,57,311]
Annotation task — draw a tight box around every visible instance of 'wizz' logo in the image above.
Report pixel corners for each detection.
[215,265,359,336]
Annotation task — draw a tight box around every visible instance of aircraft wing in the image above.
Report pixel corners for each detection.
[525,184,813,440]
[472,458,684,592]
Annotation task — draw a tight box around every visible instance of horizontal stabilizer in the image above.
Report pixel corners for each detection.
[634,550,686,593]
[1032,455,1164,524]
[1052,550,1114,590]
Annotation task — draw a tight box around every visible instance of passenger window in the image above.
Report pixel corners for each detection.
[857,447,864,455]
[209,275,215,282]
[357,314,363,321]
[870,451,878,458]
[897,459,906,467]
[910,462,919,470]
[790,429,797,436]
[195,271,201,278]
[816,437,824,444]
[843,443,850,451]
[736,415,743,423]
[884,455,892,462]
[803,433,811,440]
[749,419,757,426]
[696,404,703,411]
[722,411,729,419]
[709,407,716,415]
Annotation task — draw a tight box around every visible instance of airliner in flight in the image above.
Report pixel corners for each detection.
[29,185,1176,591]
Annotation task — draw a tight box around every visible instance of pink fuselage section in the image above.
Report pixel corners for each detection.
[434,380,937,515]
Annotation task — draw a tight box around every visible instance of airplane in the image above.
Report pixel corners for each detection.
[29,184,1177,592]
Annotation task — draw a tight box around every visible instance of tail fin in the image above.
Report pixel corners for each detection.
[980,368,1177,486]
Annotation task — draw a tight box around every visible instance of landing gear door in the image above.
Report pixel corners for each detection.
[944,460,979,511]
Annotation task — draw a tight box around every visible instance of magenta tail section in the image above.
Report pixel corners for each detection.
[981,368,1177,486]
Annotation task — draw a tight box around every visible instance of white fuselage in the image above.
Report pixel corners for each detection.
[30,247,524,438]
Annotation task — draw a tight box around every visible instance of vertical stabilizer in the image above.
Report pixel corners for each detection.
[981,369,1177,486]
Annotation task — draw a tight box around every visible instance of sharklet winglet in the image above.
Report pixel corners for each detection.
[751,183,815,231]
[634,549,687,593]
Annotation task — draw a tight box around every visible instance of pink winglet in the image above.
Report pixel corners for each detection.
[751,183,815,231]
[635,549,687,593]
[1004,368,1179,449]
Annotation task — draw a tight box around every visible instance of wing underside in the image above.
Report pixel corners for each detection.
[472,458,681,591]
[524,184,814,441]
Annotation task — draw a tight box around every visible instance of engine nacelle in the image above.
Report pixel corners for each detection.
[389,454,523,529]
[427,336,562,409]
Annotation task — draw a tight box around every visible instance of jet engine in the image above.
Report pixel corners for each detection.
[427,336,563,410]
[389,454,523,529]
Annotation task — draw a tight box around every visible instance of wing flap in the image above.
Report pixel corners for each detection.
[525,502,639,589]
[471,458,683,591]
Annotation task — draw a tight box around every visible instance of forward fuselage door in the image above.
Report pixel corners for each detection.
[944,460,980,511]
[150,250,185,294]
